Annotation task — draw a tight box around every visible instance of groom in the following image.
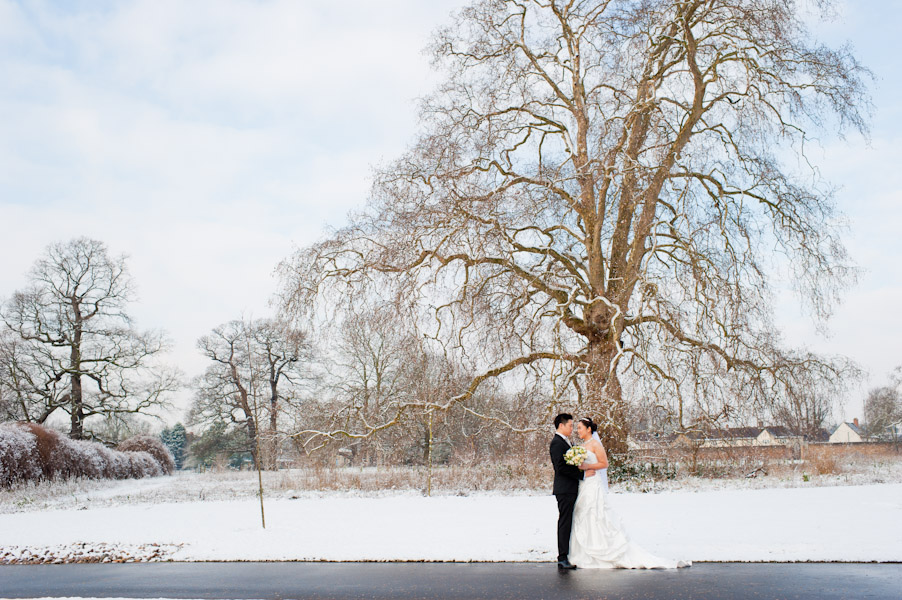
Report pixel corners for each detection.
[550,413,594,570]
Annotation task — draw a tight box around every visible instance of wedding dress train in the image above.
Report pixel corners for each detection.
[568,450,690,569]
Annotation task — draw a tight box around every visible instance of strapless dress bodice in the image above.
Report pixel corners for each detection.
[580,449,608,492]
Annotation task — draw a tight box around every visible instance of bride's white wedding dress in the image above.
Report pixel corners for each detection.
[569,449,690,569]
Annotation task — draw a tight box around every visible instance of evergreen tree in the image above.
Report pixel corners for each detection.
[160,422,187,470]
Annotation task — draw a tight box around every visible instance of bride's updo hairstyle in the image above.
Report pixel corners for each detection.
[579,417,598,433]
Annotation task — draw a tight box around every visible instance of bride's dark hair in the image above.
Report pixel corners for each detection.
[579,417,598,433]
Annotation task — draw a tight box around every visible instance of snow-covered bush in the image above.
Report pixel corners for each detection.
[0,423,43,486]
[117,435,175,475]
[125,451,163,478]
[69,438,110,479]
[16,423,105,481]
[106,447,133,480]
[38,426,85,480]
[88,442,130,480]
[0,422,170,487]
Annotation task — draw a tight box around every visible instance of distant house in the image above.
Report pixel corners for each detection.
[806,428,832,443]
[668,427,756,448]
[829,419,864,443]
[629,425,826,450]
[755,426,805,447]
[627,431,677,450]
[660,426,807,449]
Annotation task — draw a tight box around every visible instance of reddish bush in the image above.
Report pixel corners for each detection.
[117,435,175,475]
[0,423,43,486]
[70,439,109,479]
[87,443,128,479]
[0,422,170,487]
[15,422,64,478]
[106,447,132,479]
[125,451,163,478]
[16,423,103,480]
[33,425,86,479]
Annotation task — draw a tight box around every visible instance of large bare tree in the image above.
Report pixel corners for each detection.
[252,318,314,466]
[1,238,179,439]
[190,317,312,468]
[279,0,868,457]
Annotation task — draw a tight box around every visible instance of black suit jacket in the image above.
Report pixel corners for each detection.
[550,434,583,495]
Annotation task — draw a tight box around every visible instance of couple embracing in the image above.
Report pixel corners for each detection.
[550,413,690,570]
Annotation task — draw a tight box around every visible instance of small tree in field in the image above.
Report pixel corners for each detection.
[1,238,179,439]
[279,0,868,459]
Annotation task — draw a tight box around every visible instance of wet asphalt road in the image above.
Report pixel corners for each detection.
[0,562,900,600]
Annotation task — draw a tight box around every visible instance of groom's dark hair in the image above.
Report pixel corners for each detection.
[553,413,574,428]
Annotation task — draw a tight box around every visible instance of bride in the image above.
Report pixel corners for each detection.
[570,417,690,569]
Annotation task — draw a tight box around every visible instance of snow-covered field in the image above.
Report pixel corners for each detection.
[2,468,901,564]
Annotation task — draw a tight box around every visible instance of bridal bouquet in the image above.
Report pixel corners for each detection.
[564,445,587,466]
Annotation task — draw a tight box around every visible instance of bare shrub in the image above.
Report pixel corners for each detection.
[117,435,175,475]
[275,463,551,494]
[106,447,132,479]
[16,422,70,479]
[48,434,86,479]
[70,439,111,479]
[125,451,162,478]
[1,422,169,487]
[96,443,121,479]
[17,423,108,480]
[0,423,42,486]
[806,448,840,475]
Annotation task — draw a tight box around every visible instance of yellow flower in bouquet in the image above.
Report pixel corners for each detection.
[564,445,587,466]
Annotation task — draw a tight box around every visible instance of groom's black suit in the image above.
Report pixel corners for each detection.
[550,434,584,563]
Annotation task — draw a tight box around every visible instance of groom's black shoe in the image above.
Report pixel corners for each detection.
[557,559,577,570]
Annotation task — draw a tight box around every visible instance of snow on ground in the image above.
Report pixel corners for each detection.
[2,477,900,563]
[4,455,901,515]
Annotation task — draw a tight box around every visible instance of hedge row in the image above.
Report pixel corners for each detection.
[0,422,174,487]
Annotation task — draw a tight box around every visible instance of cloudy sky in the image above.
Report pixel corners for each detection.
[1,0,899,424]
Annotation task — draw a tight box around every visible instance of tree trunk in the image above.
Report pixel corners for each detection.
[584,342,629,464]
[69,310,84,440]
[69,373,84,439]
[268,379,278,470]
